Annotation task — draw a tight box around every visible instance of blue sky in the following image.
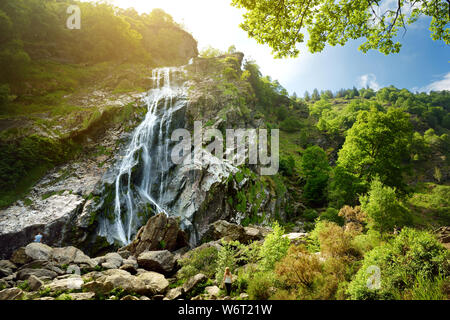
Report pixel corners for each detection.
[107,0,450,96]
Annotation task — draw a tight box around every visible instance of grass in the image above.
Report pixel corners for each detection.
[408,182,450,228]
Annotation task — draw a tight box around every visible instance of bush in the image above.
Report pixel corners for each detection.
[247,272,275,300]
[308,220,361,259]
[280,118,301,132]
[279,155,295,176]
[275,246,322,289]
[360,178,412,233]
[258,222,290,271]
[347,228,449,300]
[303,209,319,222]
[320,208,344,226]
[300,146,330,205]
[178,246,218,281]
[328,166,367,209]
[303,173,329,205]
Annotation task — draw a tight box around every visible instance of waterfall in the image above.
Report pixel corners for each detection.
[98,67,188,245]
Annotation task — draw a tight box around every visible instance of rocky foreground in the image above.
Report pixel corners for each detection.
[0,214,305,301]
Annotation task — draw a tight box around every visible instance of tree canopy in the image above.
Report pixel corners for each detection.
[231,0,450,58]
[337,107,413,191]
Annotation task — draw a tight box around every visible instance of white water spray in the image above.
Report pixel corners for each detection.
[99,67,188,245]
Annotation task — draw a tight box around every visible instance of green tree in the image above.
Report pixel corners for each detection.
[337,107,413,191]
[311,88,320,100]
[200,45,224,58]
[300,146,331,205]
[258,222,290,271]
[304,90,310,101]
[215,240,240,284]
[360,178,412,233]
[328,165,367,209]
[231,0,450,58]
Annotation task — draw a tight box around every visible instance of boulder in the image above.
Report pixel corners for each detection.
[18,260,64,277]
[68,292,95,300]
[211,220,245,242]
[16,268,58,281]
[121,295,139,300]
[125,214,188,256]
[0,267,12,278]
[0,260,17,273]
[18,260,48,270]
[208,220,264,244]
[52,246,94,267]
[24,243,53,261]
[97,253,123,269]
[117,250,132,259]
[136,271,169,295]
[0,288,23,300]
[137,250,176,275]
[27,275,44,291]
[282,233,308,245]
[120,264,137,275]
[10,247,32,265]
[205,286,220,298]
[182,273,207,295]
[44,276,84,292]
[82,269,149,296]
[166,287,184,300]
[239,293,249,300]
[243,227,262,241]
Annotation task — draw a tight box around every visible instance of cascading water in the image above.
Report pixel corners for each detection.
[98,67,188,245]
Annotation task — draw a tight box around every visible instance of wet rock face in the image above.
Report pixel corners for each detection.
[0,195,85,259]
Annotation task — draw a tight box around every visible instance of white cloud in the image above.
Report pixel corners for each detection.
[419,72,450,92]
[358,73,381,91]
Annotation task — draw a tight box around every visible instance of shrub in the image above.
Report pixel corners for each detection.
[308,220,361,259]
[300,146,330,205]
[351,229,383,254]
[280,118,301,132]
[258,222,290,271]
[328,166,367,208]
[360,178,412,233]
[275,246,322,289]
[347,228,449,300]
[279,155,295,176]
[303,209,319,222]
[247,272,275,300]
[178,246,218,281]
[56,293,73,301]
[234,268,252,293]
[320,207,344,226]
[303,173,329,205]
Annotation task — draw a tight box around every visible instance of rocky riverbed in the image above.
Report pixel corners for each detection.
[0,213,304,301]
